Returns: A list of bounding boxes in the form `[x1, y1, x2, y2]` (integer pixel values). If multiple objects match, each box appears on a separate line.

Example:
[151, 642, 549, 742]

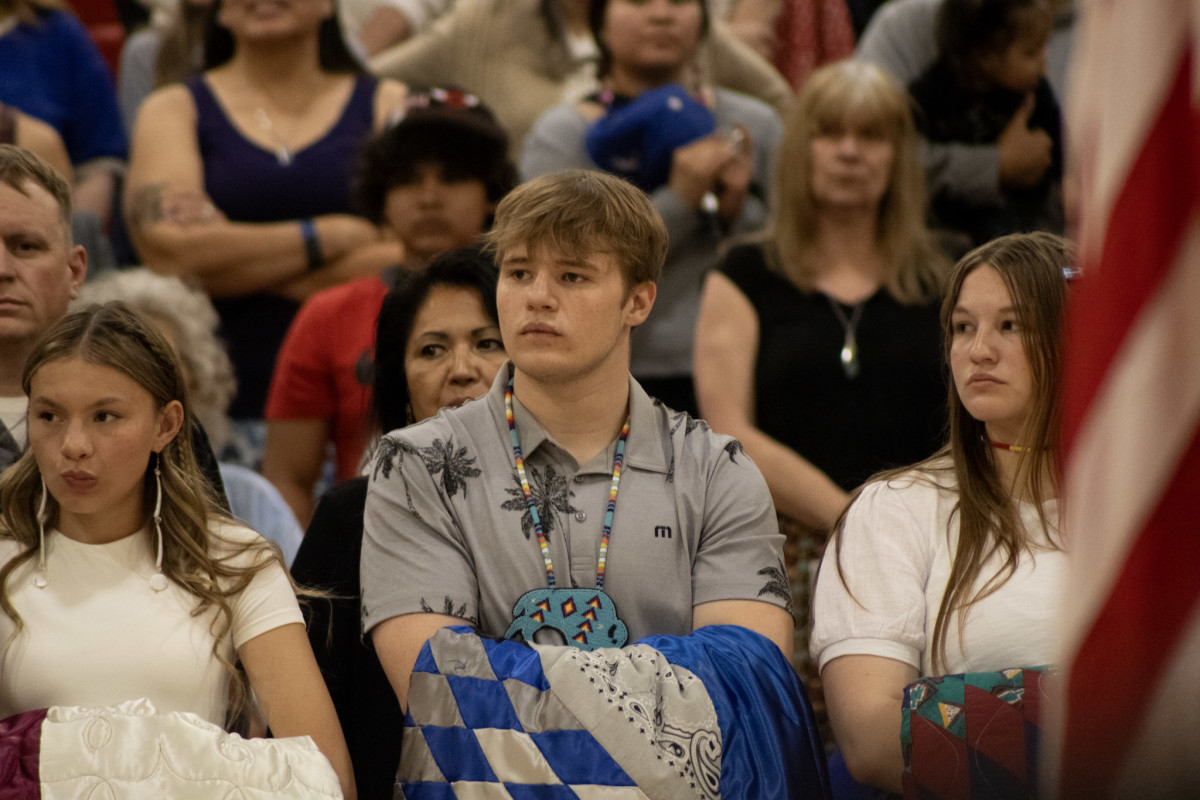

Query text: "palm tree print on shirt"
[669, 409, 708, 438]
[372, 436, 422, 517]
[417, 438, 481, 498]
[373, 435, 416, 481]
[757, 560, 794, 614]
[420, 596, 479, 627]
[501, 464, 577, 541]
[665, 409, 708, 483]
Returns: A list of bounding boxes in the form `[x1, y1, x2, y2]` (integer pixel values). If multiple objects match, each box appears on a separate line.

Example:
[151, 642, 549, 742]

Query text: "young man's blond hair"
[485, 170, 667, 290]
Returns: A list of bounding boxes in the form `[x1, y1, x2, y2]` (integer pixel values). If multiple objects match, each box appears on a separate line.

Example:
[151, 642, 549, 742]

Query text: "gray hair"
[75, 269, 235, 450]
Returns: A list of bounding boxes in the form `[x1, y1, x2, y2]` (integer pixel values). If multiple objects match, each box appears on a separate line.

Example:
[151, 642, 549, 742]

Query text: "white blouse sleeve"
[810, 478, 941, 673]
[215, 524, 305, 649]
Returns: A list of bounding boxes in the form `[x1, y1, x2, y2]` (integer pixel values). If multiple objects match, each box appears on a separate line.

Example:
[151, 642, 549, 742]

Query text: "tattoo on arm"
[127, 183, 166, 231]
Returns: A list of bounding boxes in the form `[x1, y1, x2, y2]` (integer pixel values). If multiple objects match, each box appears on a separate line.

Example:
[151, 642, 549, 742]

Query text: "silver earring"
[33, 479, 48, 589]
[150, 454, 168, 593]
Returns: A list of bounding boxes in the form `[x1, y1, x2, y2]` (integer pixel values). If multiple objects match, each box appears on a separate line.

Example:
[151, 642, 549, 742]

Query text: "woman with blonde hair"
[810, 232, 1071, 791]
[694, 59, 949, 676]
[0, 303, 355, 798]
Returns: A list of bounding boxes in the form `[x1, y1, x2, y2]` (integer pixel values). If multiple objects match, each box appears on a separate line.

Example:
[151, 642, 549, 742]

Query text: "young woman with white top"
[811, 231, 1072, 792]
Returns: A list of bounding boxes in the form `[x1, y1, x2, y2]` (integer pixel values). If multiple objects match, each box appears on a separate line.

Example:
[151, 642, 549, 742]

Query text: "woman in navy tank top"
[123, 0, 406, 457]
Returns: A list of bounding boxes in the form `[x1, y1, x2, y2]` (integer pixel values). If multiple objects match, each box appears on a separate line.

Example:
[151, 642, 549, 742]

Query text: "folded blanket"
[0, 699, 341, 799]
[400, 624, 830, 799]
[901, 667, 1052, 799]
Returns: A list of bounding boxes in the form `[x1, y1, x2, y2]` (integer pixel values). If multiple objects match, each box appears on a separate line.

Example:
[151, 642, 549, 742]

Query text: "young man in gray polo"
[362, 169, 793, 711]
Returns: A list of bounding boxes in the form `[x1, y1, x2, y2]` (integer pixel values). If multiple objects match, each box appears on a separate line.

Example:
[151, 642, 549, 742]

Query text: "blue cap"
[585, 84, 716, 192]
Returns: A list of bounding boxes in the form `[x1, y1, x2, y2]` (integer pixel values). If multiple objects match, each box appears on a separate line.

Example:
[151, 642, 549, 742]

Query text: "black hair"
[588, 0, 711, 79]
[538, 0, 563, 41]
[372, 248, 500, 431]
[936, 0, 1051, 90]
[353, 97, 516, 225]
[201, 0, 364, 73]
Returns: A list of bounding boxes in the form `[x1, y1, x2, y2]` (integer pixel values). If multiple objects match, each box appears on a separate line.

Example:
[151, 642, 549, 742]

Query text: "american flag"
[1046, 0, 1200, 796]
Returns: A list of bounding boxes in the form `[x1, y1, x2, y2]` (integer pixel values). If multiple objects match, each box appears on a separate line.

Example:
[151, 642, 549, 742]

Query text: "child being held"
[909, 0, 1063, 246]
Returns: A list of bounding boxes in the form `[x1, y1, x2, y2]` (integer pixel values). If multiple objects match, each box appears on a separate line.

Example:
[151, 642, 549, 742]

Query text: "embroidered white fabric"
[38, 699, 342, 799]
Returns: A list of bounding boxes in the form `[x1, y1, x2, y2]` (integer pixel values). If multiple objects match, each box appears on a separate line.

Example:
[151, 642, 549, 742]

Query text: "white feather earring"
[33, 479, 48, 588]
[150, 453, 168, 593]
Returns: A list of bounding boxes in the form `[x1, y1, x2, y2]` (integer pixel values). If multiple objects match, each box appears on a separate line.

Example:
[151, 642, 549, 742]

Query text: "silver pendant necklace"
[252, 106, 294, 166]
[827, 295, 865, 379]
[237, 68, 310, 167]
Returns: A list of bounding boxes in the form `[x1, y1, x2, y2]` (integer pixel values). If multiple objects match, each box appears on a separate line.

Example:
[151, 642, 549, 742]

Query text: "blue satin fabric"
[642, 625, 831, 800]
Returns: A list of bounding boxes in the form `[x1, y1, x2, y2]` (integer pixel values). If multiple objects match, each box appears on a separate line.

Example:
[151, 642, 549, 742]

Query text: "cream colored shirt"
[0, 522, 302, 724]
[811, 468, 1066, 676]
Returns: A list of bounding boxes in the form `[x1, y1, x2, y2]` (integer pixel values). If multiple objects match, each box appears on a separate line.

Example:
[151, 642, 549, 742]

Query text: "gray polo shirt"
[361, 368, 790, 643]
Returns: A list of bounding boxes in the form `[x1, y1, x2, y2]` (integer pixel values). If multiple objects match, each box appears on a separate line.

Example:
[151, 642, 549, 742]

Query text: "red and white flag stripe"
[1048, 0, 1200, 796]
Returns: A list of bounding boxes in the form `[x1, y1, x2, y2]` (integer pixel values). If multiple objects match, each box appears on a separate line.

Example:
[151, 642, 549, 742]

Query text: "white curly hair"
[75, 269, 237, 450]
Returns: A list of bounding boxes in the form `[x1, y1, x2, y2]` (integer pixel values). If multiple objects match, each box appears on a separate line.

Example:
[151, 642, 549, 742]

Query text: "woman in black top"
[695, 59, 948, 529]
[693, 60, 948, 685]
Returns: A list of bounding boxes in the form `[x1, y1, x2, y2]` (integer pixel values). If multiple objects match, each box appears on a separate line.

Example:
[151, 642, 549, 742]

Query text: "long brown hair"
[763, 60, 947, 304]
[153, 0, 211, 89]
[830, 231, 1072, 672]
[0, 303, 284, 729]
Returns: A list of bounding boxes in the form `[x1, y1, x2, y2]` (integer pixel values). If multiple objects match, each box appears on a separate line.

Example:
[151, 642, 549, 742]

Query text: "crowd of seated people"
[0, 0, 1087, 796]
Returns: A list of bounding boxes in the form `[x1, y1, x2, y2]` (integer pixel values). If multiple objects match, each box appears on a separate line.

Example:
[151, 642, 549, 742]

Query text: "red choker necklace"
[988, 439, 1034, 453]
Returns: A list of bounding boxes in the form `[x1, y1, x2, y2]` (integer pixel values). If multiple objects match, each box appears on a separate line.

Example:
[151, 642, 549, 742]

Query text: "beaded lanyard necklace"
[501, 375, 631, 650]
